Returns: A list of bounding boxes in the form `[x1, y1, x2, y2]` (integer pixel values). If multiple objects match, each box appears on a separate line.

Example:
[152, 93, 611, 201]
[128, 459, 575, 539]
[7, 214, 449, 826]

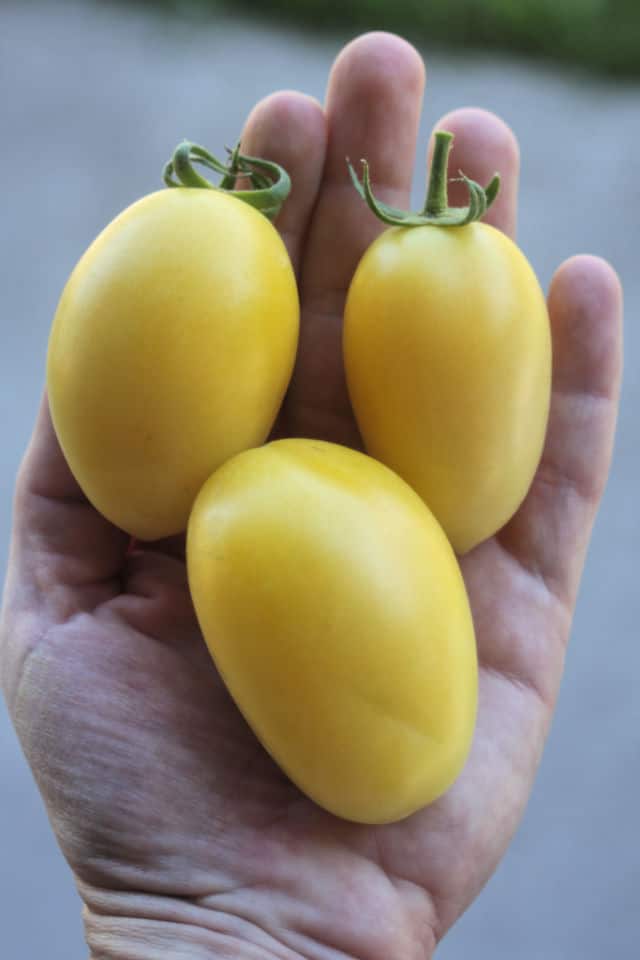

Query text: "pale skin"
[0, 32, 622, 960]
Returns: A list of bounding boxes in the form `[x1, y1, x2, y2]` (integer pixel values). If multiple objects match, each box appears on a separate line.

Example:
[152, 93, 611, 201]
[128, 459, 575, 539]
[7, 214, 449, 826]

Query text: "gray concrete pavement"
[1, 1, 639, 956]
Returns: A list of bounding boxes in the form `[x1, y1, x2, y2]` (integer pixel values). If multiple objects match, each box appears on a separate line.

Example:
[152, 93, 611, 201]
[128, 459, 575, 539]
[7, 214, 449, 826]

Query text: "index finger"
[238, 90, 327, 276]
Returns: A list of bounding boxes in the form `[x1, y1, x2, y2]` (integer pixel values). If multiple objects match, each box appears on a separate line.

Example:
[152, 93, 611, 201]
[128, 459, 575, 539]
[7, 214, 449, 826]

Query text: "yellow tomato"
[47, 188, 298, 539]
[187, 439, 477, 824]
[344, 222, 551, 554]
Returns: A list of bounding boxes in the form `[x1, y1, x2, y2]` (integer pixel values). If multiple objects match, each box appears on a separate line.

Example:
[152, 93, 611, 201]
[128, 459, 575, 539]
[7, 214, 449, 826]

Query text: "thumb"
[8, 391, 128, 623]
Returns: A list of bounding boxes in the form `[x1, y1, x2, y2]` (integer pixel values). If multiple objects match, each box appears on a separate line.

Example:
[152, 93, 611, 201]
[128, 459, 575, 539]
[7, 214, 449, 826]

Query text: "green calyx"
[348, 130, 500, 228]
[163, 140, 290, 221]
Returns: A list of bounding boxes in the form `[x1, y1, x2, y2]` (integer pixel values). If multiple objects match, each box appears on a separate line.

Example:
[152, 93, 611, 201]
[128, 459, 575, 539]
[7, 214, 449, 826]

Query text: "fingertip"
[330, 31, 426, 99]
[324, 32, 426, 190]
[434, 107, 520, 166]
[240, 90, 328, 270]
[429, 107, 520, 238]
[548, 254, 623, 400]
[242, 90, 327, 158]
[549, 254, 623, 318]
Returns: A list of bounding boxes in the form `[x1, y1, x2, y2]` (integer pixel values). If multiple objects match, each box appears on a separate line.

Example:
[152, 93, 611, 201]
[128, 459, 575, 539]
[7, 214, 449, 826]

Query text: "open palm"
[0, 34, 622, 960]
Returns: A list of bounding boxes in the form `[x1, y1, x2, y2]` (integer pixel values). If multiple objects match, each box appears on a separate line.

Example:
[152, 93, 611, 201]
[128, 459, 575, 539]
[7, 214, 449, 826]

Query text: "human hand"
[0, 32, 622, 960]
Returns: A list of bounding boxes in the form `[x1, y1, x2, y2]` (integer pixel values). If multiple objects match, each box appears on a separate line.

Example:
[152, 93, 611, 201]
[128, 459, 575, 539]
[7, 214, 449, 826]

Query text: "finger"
[498, 255, 623, 607]
[288, 32, 426, 441]
[305, 31, 425, 301]
[131, 93, 328, 559]
[429, 107, 520, 239]
[11, 393, 128, 614]
[239, 90, 327, 275]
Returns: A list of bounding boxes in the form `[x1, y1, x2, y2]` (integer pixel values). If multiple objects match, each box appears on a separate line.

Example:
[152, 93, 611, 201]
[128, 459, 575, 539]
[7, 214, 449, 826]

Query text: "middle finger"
[286, 32, 426, 443]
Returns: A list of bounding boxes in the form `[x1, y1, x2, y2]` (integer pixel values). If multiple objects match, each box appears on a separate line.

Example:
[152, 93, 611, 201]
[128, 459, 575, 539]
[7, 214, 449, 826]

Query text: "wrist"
[81, 883, 290, 960]
[78, 869, 437, 960]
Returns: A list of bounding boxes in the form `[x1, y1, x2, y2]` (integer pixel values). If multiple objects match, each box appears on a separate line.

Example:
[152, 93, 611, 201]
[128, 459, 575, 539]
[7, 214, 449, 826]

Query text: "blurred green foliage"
[144, 0, 640, 77]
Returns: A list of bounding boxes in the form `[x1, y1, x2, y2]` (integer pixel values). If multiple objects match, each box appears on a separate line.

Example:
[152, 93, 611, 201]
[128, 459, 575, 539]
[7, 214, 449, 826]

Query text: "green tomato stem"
[347, 129, 501, 228]
[163, 140, 291, 222]
[424, 130, 453, 217]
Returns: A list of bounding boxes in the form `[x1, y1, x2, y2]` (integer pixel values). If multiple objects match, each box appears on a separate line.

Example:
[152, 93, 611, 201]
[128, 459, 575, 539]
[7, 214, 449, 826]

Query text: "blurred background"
[1, 0, 638, 956]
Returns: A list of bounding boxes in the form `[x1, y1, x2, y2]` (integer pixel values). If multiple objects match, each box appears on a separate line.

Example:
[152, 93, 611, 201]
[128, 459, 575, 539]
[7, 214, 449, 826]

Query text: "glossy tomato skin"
[47, 188, 299, 540]
[343, 222, 551, 554]
[187, 439, 477, 824]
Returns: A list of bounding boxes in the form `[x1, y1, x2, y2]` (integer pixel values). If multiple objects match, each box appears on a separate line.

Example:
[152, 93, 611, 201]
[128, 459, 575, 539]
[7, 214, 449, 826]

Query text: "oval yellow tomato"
[187, 439, 477, 824]
[47, 188, 299, 540]
[344, 222, 551, 554]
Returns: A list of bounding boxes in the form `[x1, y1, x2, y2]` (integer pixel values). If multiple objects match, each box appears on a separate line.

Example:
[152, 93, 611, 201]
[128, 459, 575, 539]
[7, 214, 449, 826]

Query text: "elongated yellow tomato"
[187, 439, 477, 824]
[344, 220, 551, 554]
[47, 187, 298, 539]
